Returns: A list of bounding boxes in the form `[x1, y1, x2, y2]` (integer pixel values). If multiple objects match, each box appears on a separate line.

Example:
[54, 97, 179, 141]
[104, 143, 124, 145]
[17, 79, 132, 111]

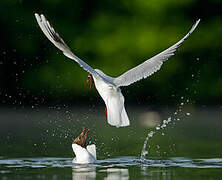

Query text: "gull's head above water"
[73, 128, 90, 148]
[84, 73, 94, 90]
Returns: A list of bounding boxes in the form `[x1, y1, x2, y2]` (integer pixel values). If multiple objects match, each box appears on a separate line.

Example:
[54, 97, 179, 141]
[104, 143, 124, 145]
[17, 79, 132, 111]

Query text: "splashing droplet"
[186, 112, 191, 116]
[140, 131, 155, 160]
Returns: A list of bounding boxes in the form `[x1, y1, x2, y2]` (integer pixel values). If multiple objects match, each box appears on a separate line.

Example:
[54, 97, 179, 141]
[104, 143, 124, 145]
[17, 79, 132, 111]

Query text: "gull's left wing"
[34, 13, 114, 85]
[113, 19, 200, 87]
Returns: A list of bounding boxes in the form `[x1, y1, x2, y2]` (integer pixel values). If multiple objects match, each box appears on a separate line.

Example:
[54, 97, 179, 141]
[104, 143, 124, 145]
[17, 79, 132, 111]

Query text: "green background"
[0, 0, 222, 105]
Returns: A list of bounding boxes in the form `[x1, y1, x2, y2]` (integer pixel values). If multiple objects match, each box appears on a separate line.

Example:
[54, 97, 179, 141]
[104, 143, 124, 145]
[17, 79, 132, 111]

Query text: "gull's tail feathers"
[106, 91, 130, 127]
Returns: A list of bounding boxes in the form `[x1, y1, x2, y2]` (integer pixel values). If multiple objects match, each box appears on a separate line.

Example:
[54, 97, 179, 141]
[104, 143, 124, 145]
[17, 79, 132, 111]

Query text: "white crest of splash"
[140, 131, 155, 160]
[140, 96, 192, 160]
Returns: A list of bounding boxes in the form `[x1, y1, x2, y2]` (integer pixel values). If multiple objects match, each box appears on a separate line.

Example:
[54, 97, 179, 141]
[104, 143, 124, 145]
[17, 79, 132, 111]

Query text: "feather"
[113, 19, 201, 87]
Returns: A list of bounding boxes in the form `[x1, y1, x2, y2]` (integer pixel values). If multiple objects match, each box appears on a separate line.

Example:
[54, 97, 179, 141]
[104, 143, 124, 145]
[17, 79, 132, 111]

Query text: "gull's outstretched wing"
[35, 13, 113, 84]
[113, 19, 200, 87]
[86, 144, 96, 160]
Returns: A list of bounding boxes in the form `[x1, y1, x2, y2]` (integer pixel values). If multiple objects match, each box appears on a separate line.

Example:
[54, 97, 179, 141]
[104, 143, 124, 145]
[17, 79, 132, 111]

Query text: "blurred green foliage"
[0, 0, 222, 104]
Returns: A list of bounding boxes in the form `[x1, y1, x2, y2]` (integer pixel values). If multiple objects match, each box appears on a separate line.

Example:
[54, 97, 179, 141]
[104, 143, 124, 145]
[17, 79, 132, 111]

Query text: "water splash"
[140, 131, 154, 160]
[140, 96, 192, 159]
[140, 117, 171, 159]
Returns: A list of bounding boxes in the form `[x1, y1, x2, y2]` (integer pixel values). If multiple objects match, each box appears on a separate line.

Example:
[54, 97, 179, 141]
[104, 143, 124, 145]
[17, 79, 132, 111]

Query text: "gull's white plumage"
[34, 13, 200, 127]
[72, 144, 96, 164]
[93, 69, 129, 127]
[113, 19, 200, 87]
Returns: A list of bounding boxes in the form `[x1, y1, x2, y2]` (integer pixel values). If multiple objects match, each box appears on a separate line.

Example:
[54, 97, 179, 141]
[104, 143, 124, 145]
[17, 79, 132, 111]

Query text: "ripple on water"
[0, 156, 222, 170]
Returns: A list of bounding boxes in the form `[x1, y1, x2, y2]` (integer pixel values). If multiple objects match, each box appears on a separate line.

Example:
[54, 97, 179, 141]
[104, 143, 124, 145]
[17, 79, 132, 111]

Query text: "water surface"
[1, 156, 222, 179]
[0, 105, 222, 179]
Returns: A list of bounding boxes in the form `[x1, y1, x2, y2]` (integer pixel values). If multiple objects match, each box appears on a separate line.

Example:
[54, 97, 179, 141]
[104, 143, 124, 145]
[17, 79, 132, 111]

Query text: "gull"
[72, 128, 96, 164]
[35, 13, 200, 127]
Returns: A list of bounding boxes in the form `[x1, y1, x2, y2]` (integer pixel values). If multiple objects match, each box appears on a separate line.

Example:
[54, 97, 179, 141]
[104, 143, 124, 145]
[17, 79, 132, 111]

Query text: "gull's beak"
[84, 74, 94, 91]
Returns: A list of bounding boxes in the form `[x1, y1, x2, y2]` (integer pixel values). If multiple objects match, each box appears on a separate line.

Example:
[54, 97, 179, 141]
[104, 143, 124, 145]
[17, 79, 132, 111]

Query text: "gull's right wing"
[86, 144, 96, 160]
[113, 19, 200, 87]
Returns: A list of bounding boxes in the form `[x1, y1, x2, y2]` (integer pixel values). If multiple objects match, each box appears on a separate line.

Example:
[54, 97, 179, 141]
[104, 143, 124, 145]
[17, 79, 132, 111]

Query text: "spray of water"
[140, 96, 192, 160]
[140, 131, 154, 160]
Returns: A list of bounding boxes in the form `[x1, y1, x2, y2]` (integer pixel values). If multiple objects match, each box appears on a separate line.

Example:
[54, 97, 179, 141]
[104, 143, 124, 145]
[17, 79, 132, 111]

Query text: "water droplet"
[161, 124, 166, 128]
[186, 112, 191, 116]
[148, 131, 154, 137]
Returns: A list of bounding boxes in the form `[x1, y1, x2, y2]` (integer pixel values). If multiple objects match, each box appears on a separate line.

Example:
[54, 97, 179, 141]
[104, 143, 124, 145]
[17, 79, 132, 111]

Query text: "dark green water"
[0, 105, 222, 179]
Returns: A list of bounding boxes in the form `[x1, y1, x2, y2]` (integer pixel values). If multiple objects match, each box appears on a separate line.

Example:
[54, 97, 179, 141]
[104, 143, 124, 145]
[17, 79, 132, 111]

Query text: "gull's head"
[72, 128, 90, 148]
[84, 73, 94, 91]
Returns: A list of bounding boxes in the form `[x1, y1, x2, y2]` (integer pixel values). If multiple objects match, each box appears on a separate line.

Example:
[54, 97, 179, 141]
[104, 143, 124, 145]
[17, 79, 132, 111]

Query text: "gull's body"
[93, 69, 129, 127]
[35, 13, 200, 127]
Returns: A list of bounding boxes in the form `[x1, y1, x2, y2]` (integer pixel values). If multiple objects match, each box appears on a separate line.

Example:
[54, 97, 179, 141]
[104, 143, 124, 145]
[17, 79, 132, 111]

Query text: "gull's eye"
[78, 137, 80, 141]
